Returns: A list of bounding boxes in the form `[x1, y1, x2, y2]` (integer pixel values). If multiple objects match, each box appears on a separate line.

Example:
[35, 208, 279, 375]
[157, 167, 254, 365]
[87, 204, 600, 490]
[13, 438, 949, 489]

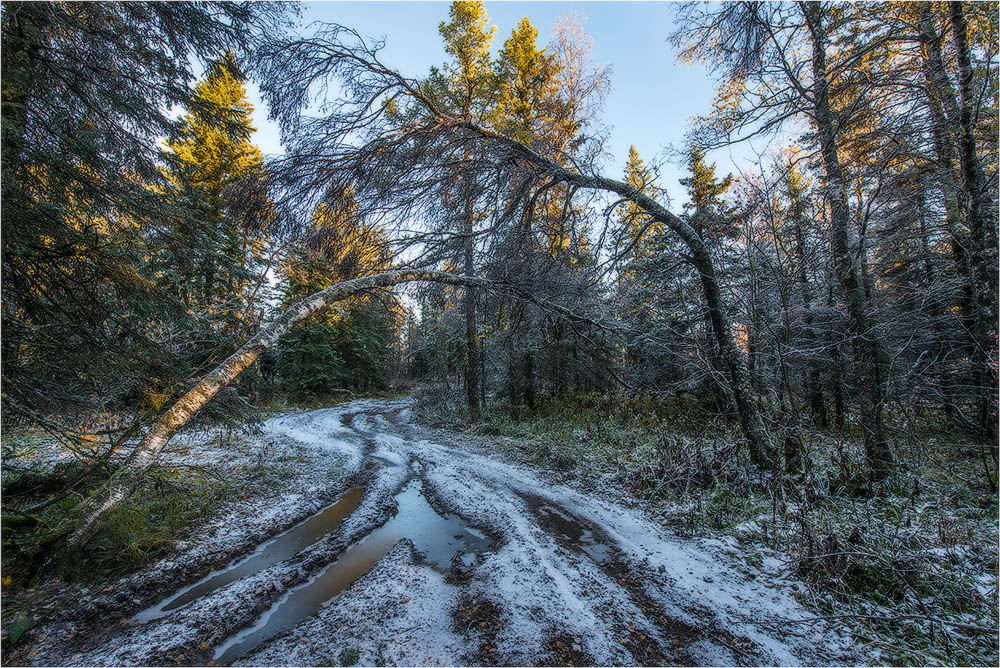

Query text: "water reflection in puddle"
[133, 488, 365, 624]
[213, 478, 491, 665]
[528, 498, 613, 563]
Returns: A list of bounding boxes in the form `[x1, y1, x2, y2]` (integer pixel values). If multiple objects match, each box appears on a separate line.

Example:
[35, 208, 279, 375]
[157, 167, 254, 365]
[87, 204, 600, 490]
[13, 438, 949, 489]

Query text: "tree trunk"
[454, 120, 776, 469]
[745, 247, 764, 395]
[827, 284, 847, 431]
[463, 195, 481, 419]
[792, 211, 825, 426]
[920, 3, 977, 424]
[948, 0, 998, 446]
[920, 1, 997, 444]
[555, 319, 567, 398]
[523, 350, 536, 409]
[479, 344, 487, 408]
[802, 2, 893, 480]
[66, 269, 600, 549]
[692, 244, 776, 469]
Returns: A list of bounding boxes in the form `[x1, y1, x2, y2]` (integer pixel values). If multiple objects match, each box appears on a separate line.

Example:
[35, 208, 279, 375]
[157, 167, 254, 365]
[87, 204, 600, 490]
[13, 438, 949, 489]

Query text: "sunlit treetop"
[495, 17, 560, 144]
[618, 145, 661, 247]
[680, 147, 732, 214]
[166, 53, 263, 195]
[438, 0, 497, 120]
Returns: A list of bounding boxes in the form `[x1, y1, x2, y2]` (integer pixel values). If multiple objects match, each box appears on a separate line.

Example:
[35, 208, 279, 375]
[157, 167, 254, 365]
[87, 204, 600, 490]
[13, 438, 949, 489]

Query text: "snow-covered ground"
[14, 400, 865, 666]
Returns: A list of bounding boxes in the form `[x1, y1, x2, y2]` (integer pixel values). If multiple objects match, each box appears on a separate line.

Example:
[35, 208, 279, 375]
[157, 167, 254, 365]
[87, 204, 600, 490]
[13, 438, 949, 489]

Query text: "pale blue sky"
[246, 1, 770, 209]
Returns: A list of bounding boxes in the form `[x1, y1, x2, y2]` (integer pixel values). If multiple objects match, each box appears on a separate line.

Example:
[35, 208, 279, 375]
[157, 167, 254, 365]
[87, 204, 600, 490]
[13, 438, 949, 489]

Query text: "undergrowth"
[1, 389, 401, 589]
[0, 426, 302, 654]
[415, 387, 999, 667]
[1, 429, 294, 586]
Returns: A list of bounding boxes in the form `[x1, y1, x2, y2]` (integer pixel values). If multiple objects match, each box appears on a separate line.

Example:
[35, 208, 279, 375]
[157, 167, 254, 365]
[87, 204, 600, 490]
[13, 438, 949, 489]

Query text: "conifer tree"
[619, 145, 662, 251]
[492, 15, 576, 406]
[779, 163, 827, 424]
[0, 1, 286, 429]
[162, 53, 267, 319]
[495, 18, 559, 144]
[277, 193, 397, 400]
[439, 1, 496, 122]
[680, 147, 734, 239]
[678, 146, 737, 408]
[437, 0, 497, 417]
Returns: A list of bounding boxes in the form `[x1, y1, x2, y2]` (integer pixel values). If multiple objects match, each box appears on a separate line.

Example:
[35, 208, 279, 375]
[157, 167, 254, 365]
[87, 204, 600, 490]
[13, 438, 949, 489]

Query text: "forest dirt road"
[15, 400, 861, 666]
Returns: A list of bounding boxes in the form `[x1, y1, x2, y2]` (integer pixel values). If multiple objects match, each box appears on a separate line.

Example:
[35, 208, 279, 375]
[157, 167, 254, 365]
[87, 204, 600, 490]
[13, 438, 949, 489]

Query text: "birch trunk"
[66, 270, 528, 549]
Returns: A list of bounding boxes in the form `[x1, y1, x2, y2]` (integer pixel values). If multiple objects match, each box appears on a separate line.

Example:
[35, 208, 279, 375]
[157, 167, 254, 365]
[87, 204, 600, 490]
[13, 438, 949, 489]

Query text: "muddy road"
[14, 400, 859, 666]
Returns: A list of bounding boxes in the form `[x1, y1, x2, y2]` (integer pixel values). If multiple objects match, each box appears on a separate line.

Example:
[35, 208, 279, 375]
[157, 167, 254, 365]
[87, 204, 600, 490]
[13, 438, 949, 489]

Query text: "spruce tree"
[620, 145, 662, 251]
[162, 53, 268, 320]
[439, 0, 496, 122]
[679, 147, 734, 239]
[0, 2, 286, 430]
[277, 194, 398, 400]
[495, 18, 559, 144]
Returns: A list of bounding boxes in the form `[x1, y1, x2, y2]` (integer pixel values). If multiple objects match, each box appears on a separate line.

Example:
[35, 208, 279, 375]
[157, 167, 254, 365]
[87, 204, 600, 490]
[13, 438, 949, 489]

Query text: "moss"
[1, 446, 296, 587]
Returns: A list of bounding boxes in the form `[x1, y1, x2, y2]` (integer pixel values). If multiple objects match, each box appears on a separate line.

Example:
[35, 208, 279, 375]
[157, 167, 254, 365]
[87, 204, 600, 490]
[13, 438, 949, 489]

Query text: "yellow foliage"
[141, 390, 172, 412]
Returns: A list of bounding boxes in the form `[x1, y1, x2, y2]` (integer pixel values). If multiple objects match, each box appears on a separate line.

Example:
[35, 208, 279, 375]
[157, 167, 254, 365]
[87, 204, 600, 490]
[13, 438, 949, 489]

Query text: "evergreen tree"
[676, 146, 738, 406]
[277, 194, 398, 400]
[619, 145, 662, 251]
[0, 2, 286, 430]
[679, 147, 734, 239]
[435, 0, 498, 417]
[439, 0, 497, 122]
[484, 15, 612, 405]
[495, 17, 559, 144]
[615, 146, 698, 393]
[161, 53, 268, 321]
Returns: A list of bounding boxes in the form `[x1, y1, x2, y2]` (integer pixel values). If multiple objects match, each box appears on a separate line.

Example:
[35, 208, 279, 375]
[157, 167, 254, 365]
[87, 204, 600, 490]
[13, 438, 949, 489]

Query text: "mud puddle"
[522, 495, 613, 563]
[213, 478, 493, 665]
[134, 487, 365, 624]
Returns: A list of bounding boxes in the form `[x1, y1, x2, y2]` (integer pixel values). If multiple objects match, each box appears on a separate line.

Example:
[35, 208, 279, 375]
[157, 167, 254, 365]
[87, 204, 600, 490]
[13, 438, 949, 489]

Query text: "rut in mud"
[134, 487, 367, 624]
[13, 400, 860, 667]
[212, 478, 494, 665]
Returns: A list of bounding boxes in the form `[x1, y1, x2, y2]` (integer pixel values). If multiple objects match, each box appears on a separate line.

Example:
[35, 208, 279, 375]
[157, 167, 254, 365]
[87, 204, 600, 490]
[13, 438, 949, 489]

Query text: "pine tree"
[486, 15, 611, 405]
[277, 193, 398, 400]
[680, 147, 734, 239]
[162, 53, 267, 317]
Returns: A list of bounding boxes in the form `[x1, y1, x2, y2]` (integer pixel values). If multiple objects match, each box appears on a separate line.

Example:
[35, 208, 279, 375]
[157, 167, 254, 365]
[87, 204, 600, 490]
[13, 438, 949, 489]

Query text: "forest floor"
[0, 398, 879, 667]
[417, 390, 1000, 666]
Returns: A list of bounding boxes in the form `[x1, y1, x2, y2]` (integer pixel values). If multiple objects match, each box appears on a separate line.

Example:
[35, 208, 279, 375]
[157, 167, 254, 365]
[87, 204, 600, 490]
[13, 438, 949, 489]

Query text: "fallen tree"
[66, 269, 603, 548]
